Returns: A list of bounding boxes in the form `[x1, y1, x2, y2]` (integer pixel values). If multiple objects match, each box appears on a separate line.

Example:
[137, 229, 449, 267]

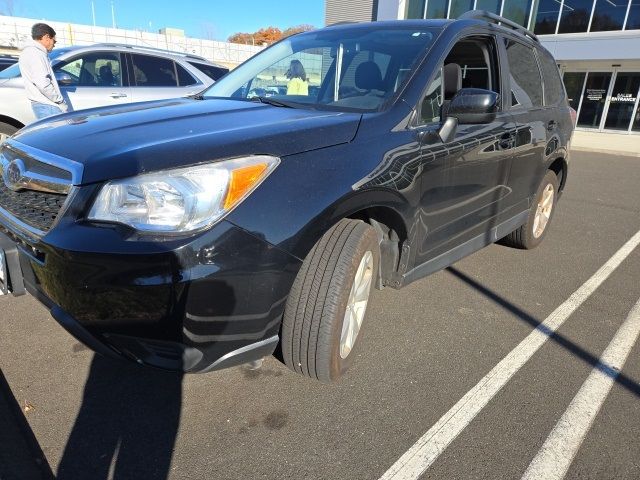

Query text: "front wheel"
[280, 219, 379, 382]
[501, 170, 560, 249]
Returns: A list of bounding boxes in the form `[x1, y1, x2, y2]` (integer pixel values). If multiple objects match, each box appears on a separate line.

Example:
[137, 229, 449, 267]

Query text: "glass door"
[603, 73, 640, 131]
[577, 72, 612, 129]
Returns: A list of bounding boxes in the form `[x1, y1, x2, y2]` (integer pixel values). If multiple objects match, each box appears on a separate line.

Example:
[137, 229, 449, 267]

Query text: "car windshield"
[0, 49, 69, 79]
[202, 26, 438, 112]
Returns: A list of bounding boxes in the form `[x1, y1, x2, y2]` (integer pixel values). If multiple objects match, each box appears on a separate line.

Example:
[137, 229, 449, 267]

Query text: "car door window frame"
[414, 33, 504, 128]
[129, 53, 182, 88]
[54, 51, 126, 88]
[501, 35, 545, 111]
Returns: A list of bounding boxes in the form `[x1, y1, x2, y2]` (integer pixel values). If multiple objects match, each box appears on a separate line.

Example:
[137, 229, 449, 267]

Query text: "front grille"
[0, 181, 67, 232]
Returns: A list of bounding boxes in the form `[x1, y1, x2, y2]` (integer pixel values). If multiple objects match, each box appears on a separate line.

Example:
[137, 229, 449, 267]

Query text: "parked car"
[0, 54, 18, 72]
[0, 43, 228, 141]
[0, 12, 573, 382]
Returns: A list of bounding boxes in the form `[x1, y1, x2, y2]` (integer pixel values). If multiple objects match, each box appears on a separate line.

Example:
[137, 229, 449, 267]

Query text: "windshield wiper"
[250, 96, 299, 108]
[188, 93, 205, 100]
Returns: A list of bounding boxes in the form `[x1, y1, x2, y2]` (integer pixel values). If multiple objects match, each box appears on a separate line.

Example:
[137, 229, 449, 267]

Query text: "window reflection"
[604, 73, 640, 130]
[577, 72, 612, 128]
[533, 0, 563, 34]
[627, 1, 640, 30]
[558, 0, 593, 33]
[502, 0, 534, 26]
[449, 0, 475, 18]
[406, 0, 427, 19]
[563, 72, 587, 111]
[426, 0, 451, 18]
[591, 0, 628, 31]
[476, 0, 503, 14]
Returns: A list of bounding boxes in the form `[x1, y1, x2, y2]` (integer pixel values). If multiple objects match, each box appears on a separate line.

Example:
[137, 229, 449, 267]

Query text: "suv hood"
[11, 98, 362, 184]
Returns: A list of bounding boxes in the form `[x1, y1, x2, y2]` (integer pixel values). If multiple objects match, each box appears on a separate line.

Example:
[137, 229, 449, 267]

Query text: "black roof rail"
[459, 10, 539, 43]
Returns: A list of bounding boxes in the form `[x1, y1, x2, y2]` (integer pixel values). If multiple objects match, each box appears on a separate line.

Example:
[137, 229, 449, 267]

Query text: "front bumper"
[0, 219, 301, 372]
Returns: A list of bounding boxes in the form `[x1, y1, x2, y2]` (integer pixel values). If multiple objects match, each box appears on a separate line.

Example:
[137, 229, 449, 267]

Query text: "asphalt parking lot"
[1, 150, 639, 480]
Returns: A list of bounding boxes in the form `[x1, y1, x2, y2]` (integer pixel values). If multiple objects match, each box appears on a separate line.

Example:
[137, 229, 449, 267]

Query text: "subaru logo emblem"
[3, 159, 25, 191]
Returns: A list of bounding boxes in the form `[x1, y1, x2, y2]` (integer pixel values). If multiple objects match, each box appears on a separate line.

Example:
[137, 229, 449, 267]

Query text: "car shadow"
[56, 355, 183, 480]
[446, 266, 640, 397]
[0, 368, 54, 480]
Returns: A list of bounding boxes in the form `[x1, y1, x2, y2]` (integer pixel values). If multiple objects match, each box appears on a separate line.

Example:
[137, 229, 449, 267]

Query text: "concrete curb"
[570, 147, 640, 158]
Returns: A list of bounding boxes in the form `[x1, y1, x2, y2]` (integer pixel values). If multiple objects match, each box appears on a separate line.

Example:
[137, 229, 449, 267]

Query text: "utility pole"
[91, 1, 96, 26]
[111, 0, 116, 28]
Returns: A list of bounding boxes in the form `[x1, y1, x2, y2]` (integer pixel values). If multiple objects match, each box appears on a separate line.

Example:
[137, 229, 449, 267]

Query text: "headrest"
[443, 63, 462, 99]
[355, 61, 383, 91]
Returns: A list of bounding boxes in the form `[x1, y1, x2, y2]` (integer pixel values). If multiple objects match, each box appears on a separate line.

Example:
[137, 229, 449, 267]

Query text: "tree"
[227, 24, 315, 46]
[282, 24, 315, 38]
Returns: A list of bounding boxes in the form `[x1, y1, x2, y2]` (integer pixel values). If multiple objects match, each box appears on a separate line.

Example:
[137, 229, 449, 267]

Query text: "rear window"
[505, 39, 543, 108]
[537, 49, 565, 106]
[188, 62, 228, 81]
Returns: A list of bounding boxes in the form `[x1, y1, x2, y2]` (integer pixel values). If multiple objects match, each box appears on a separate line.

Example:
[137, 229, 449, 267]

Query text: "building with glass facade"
[326, 0, 640, 136]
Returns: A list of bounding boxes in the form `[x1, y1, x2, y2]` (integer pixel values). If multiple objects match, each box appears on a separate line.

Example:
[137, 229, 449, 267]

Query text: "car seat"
[98, 64, 114, 86]
[441, 63, 462, 117]
[354, 61, 384, 95]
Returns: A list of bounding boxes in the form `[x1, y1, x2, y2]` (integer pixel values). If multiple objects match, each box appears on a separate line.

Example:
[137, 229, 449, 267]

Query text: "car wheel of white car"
[501, 169, 560, 249]
[0, 122, 18, 144]
[281, 218, 379, 382]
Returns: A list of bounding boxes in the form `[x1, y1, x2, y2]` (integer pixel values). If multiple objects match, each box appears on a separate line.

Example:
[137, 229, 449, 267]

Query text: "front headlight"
[87, 155, 279, 233]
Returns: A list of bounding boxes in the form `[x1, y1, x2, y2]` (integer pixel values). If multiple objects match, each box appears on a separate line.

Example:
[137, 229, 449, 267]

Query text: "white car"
[0, 43, 228, 141]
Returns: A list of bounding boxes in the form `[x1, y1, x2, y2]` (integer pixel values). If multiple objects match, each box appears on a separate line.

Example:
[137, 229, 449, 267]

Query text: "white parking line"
[379, 229, 640, 480]
[521, 296, 640, 480]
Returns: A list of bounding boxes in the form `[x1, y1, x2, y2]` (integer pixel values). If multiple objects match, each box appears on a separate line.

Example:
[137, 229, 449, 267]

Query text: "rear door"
[501, 36, 549, 210]
[416, 34, 516, 264]
[55, 51, 131, 110]
[127, 53, 203, 103]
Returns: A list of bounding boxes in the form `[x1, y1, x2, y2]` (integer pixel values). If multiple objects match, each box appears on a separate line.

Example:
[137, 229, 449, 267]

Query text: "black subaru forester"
[0, 12, 573, 382]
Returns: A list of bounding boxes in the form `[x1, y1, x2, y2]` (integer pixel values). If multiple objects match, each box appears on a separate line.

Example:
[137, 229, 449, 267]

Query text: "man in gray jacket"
[18, 23, 70, 121]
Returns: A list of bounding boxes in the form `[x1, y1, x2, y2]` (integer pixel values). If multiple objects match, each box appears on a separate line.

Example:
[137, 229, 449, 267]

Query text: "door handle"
[110, 93, 127, 98]
[547, 120, 558, 131]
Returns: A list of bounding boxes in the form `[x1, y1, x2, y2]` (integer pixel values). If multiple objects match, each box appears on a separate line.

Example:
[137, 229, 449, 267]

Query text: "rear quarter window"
[537, 49, 565, 106]
[187, 62, 229, 81]
[504, 39, 543, 108]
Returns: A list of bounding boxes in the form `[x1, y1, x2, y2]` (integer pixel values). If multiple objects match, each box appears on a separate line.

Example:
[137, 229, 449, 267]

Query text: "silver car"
[0, 43, 228, 141]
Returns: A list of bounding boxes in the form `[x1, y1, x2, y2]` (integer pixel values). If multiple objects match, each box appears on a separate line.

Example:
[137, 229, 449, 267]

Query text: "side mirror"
[55, 72, 74, 86]
[447, 88, 499, 124]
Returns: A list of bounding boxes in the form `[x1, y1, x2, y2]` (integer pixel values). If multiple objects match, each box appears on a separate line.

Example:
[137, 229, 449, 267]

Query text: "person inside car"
[286, 59, 308, 95]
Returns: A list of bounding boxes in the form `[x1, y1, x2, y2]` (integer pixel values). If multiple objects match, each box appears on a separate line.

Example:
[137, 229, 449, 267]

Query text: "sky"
[3, 0, 325, 41]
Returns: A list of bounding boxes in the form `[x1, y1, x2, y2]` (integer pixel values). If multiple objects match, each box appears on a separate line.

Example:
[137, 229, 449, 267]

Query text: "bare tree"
[200, 21, 216, 41]
[0, 0, 16, 16]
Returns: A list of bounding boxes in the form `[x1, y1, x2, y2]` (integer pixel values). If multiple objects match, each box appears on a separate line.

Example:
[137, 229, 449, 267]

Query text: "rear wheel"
[0, 122, 18, 143]
[281, 219, 379, 382]
[501, 170, 559, 249]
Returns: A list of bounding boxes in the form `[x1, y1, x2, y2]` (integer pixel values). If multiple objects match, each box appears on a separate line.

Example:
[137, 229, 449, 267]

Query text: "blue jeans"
[31, 102, 63, 120]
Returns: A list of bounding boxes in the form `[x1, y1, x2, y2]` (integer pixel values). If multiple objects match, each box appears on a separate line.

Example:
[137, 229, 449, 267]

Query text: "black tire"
[0, 122, 18, 143]
[281, 218, 379, 383]
[500, 170, 560, 249]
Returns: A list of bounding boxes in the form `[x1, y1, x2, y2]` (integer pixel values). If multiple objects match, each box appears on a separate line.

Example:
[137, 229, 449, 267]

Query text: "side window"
[56, 52, 122, 87]
[130, 54, 178, 87]
[419, 68, 442, 124]
[504, 39, 543, 108]
[537, 49, 565, 106]
[176, 63, 198, 87]
[443, 38, 500, 92]
[187, 62, 228, 81]
[417, 36, 499, 126]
